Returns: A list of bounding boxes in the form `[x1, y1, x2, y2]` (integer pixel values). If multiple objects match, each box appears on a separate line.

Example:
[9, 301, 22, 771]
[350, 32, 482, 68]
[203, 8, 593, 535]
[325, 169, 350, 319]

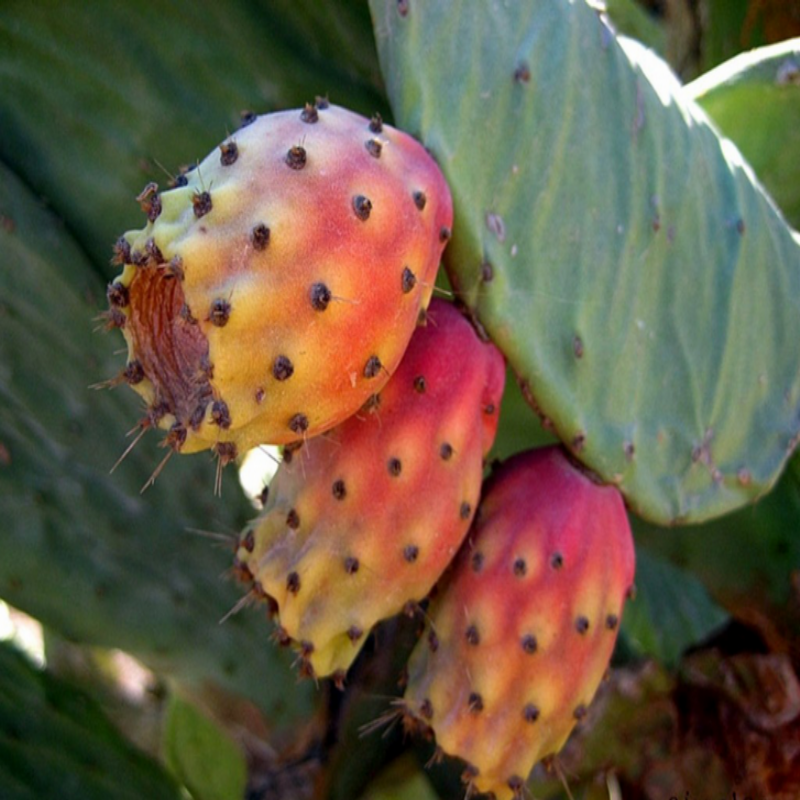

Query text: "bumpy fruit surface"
[234, 299, 505, 681]
[401, 446, 635, 800]
[105, 102, 452, 464]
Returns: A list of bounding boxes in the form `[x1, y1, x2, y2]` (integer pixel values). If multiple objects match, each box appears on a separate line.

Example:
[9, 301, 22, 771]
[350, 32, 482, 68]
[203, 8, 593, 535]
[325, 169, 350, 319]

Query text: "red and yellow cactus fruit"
[105, 102, 452, 468]
[234, 299, 506, 683]
[400, 446, 636, 800]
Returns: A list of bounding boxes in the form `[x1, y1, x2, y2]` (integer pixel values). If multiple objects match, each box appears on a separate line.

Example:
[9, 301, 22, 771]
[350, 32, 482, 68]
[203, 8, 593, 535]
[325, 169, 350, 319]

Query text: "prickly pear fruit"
[104, 101, 452, 468]
[400, 446, 635, 800]
[234, 299, 505, 682]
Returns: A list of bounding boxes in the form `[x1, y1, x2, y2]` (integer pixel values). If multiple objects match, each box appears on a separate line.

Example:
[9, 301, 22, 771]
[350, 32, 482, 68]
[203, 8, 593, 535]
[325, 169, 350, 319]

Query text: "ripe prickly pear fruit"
[400, 446, 635, 800]
[234, 299, 505, 683]
[105, 101, 452, 469]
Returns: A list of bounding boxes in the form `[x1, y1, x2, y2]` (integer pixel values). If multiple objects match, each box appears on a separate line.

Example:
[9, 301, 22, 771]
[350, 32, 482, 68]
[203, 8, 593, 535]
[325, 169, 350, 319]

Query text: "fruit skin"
[234, 299, 506, 681]
[401, 446, 635, 800]
[106, 102, 452, 464]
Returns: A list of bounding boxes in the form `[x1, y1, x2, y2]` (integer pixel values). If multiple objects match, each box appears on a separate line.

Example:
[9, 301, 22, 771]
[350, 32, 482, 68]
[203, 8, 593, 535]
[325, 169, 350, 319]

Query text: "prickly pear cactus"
[106, 102, 452, 467]
[2, 2, 800, 800]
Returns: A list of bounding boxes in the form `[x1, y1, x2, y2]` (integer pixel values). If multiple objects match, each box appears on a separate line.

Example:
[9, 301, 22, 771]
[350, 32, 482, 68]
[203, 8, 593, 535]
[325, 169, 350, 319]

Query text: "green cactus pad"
[371, 0, 800, 524]
[633, 454, 800, 645]
[688, 38, 800, 228]
[0, 641, 181, 800]
[163, 694, 246, 800]
[620, 549, 729, 668]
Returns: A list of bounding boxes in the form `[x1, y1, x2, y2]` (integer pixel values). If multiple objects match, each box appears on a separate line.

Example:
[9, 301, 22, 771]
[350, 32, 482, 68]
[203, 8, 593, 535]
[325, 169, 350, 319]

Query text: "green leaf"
[0, 0, 385, 272]
[0, 159, 315, 725]
[621, 548, 729, 668]
[370, 0, 800, 525]
[633, 455, 800, 643]
[0, 641, 181, 800]
[163, 693, 246, 800]
[688, 39, 800, 228]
